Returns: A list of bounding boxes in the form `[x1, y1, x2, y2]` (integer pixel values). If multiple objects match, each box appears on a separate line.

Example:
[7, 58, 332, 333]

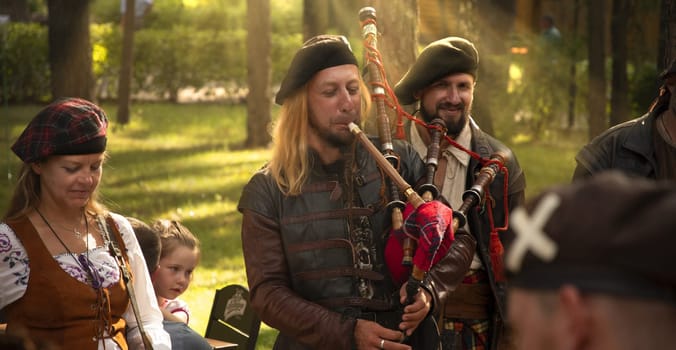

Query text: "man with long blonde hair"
[238, 35, 474, 350]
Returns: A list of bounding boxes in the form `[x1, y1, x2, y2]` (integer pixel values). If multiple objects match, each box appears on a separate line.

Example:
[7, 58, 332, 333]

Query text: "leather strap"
[442, 283, 491, 319]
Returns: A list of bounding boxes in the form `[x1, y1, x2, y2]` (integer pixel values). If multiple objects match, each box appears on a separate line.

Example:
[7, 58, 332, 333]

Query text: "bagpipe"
[355, 6, 512, 305]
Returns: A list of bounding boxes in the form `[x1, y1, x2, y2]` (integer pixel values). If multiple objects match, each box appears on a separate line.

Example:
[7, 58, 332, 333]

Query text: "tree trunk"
[245, 0, 271, 148]
[47, 0, 94, 101]
[117, 0, 136, 125]
[587, 0, 607, 139]
[610, 0, 629, 126]
[659, 0, 676, 69]
[371, 0, 417, 85]
[567, 0, 581, 128]
[471, 0, 517, 137]
[303, 0, 329, 41]
[0, 0, 31, 22]
[358, 1, 417, 137]
[329, 0, 363, 39]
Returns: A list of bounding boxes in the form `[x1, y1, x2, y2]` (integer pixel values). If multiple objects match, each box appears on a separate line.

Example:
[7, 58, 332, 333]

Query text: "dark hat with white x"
[506, 171, 676, 302]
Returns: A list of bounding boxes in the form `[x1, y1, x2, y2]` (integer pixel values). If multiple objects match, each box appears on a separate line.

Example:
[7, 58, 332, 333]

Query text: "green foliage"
[91, 23, 120, 98]
[271, 0, 302, 34]
[630, 61, 660, 114]
[90, 25, 299, 102]
[91, 0, 122, 24]
[5, 0, 303, 103]
[0, 22, 50, 103]
[271, 32, 303, 83]
[130, 26, 246, 100]
[496, 31, 588, 142]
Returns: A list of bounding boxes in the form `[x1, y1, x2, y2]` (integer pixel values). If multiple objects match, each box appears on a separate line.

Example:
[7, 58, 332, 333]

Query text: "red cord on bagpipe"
[360, 14, 511, 282]
[360, 16, 408, 140]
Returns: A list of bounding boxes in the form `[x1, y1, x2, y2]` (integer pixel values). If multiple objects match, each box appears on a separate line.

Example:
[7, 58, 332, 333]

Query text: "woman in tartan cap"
[0, 97, 171, 349]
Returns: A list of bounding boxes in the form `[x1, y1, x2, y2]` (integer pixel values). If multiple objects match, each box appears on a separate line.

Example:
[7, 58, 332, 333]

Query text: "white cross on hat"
[506, 193, 561, 272]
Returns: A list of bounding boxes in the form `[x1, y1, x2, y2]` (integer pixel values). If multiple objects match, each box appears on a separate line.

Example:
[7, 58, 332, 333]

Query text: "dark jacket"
[408, 120, 527, 350]
[573, 112, 658, 180]
[238, 138, 476, 350]
[465, 122, 526, 350]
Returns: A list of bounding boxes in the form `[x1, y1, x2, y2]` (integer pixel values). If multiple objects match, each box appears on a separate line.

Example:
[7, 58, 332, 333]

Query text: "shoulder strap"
[96, 215, 154, 350]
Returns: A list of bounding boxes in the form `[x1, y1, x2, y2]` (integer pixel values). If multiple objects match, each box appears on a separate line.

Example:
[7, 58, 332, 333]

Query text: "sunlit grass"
[97, 103, 276, 347]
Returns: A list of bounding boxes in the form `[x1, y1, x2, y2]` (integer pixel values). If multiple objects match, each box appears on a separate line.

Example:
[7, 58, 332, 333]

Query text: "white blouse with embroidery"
[0, 212, 171, 350]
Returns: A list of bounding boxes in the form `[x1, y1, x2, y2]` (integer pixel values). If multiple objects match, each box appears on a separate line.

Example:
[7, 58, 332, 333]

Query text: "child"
[129, 217, 211, 350]
[151, 219, 201, 324]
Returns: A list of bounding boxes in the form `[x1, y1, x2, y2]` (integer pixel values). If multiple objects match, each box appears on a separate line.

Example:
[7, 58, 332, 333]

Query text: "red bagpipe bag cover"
[385, 200, 455, 286]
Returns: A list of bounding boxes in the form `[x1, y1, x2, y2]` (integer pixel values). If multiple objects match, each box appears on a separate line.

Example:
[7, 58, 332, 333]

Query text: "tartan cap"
[506, 171, 676, 302]
[394, 36, 478, 105]
[275, 34, 358, 105]
[11, 97, 108, 163]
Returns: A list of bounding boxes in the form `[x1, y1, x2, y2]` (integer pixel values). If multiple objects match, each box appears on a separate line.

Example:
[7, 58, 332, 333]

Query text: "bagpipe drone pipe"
[356, 6, 512, 302]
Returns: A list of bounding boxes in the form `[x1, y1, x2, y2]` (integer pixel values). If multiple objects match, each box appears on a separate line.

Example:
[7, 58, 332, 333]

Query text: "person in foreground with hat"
[572, 60, 676, 180]
[238, 34, 474, 350]
[0, 98, 171, 349]
[394, 36, 526, 350]
[506, 171, 676, 350]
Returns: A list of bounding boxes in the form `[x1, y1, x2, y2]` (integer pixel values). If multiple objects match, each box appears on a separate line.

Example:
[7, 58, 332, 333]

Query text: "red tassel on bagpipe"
[490, 231, 506, 282]
[485, 175, 510, 283]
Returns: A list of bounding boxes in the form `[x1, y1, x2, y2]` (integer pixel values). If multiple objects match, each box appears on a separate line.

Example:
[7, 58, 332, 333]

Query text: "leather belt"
[344, 308, 401, 331]
[443, 283, 492, 319]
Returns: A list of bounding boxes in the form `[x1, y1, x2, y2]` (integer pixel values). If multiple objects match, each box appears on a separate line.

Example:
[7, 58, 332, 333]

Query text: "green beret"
[275, 35, 358, 105]
[394, 37, 478, 105]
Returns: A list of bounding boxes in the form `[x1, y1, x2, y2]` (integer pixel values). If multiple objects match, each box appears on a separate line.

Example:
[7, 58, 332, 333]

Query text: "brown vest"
[4, 215, 130, 350]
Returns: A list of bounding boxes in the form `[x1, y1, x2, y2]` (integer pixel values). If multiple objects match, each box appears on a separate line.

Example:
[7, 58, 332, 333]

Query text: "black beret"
[275, 34, 358, 105]
[394, 37, 479, 105]
[11, 97, 108, 163]
[507, 171, 676, 302]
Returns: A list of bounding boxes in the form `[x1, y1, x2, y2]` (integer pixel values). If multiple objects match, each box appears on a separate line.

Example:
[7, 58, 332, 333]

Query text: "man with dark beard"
[237, 35, 476, 350]
[395, 37, 526, 350]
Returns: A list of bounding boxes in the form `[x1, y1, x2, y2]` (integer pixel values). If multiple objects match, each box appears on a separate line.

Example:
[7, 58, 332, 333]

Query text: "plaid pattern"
[441, 270, 491, 350]
[441, 318, 490, 350]
[12, 97, 108, 163]
[385, 200, 454, 286]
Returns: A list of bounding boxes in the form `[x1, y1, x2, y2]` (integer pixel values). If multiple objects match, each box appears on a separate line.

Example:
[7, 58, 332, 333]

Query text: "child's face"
[152, 245, 199, 300]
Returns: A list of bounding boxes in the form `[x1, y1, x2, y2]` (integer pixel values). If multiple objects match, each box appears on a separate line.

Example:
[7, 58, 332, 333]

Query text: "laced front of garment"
[35, 208, 122, 346]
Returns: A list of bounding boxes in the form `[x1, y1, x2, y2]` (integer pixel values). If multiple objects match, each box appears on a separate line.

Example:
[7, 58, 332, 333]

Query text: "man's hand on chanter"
[398, 284, 432, 336]
[355, 319, 411, 350]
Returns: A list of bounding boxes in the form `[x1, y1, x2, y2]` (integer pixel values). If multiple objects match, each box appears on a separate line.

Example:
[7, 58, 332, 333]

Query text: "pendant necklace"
[55, 224, 83, 239]
[35, 208, 102, 289]
[53, 214, 87, 239]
